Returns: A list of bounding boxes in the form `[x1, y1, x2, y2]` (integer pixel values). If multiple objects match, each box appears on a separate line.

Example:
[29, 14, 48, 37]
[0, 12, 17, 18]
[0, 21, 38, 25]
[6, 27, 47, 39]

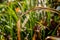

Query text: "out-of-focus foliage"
[0, 0, 60, 40]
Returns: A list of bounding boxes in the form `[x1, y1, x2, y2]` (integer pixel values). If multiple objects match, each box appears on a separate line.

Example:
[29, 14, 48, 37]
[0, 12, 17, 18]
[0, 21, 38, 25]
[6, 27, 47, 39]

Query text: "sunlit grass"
[0, 0, 60, 40]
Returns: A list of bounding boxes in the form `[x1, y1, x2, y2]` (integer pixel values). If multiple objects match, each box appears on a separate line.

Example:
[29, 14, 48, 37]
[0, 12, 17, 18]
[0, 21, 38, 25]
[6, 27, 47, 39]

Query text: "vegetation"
[0, 0, 60, 40]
